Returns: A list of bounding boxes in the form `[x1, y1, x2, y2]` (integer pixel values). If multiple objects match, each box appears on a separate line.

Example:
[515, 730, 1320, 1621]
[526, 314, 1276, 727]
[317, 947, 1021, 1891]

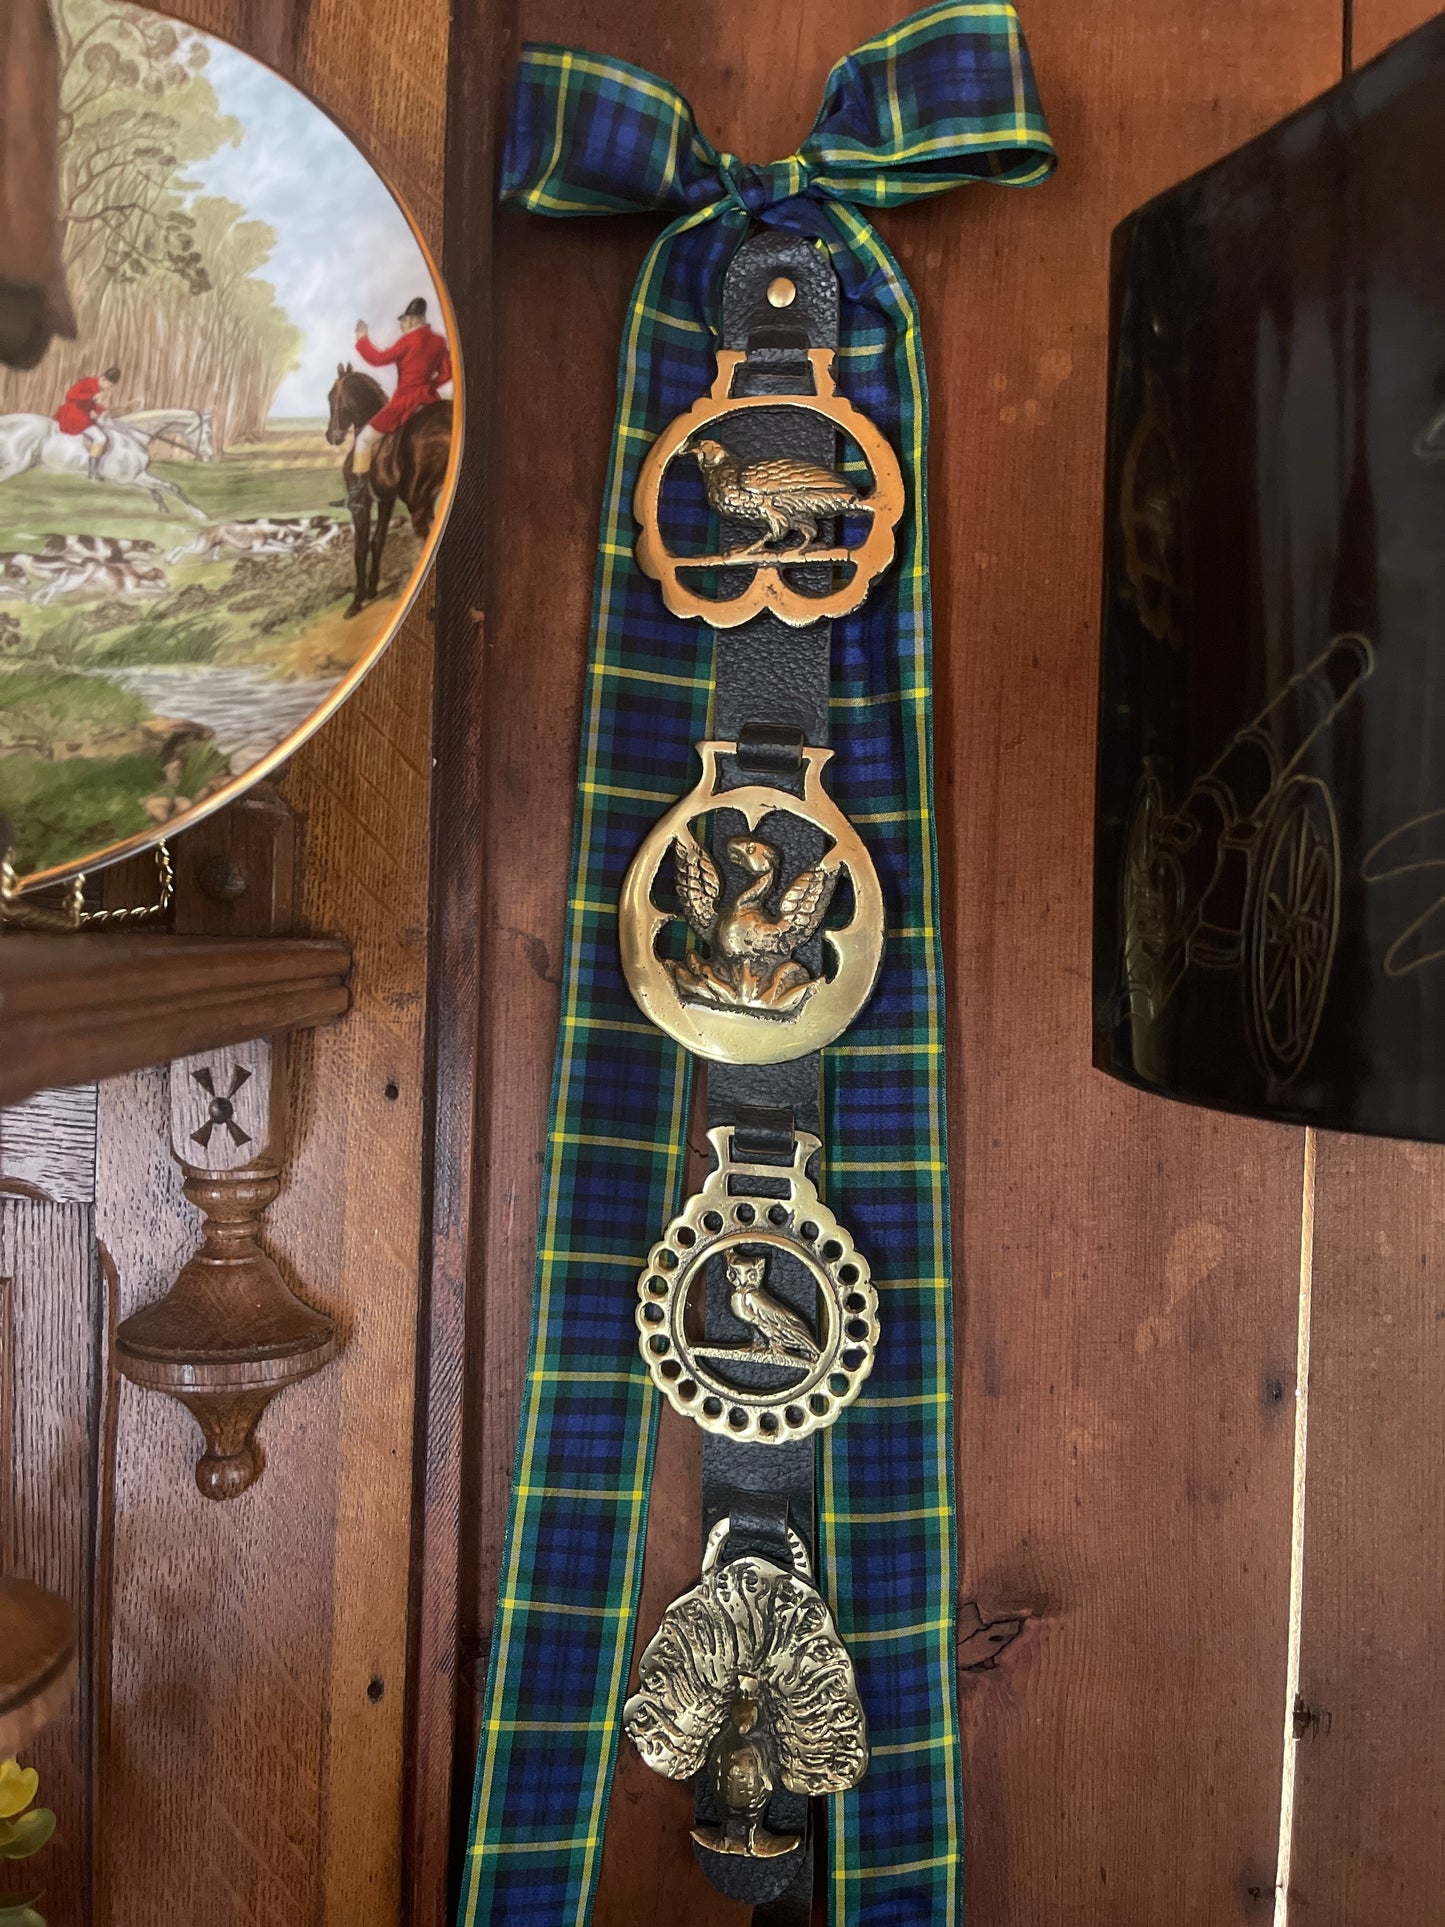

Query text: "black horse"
[325, 365, 452, 619]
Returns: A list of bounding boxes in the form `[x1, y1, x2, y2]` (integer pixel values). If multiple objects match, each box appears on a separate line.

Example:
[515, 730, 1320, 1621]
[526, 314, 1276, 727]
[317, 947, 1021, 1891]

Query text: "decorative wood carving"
[115, 1038, 335, 1501]
[0, 1579, 76, 1756]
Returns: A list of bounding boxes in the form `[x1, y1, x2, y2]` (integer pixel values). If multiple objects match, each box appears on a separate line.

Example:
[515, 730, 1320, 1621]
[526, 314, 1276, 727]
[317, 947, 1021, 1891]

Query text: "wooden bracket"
[115, 1038, 335, 1500]
[113, 788, 338, 1500]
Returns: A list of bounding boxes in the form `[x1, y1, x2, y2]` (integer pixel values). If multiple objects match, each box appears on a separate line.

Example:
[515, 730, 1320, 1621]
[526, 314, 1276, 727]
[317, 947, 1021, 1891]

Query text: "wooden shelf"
[0, 1578, 75, 1755]
[0, 933, 351, 1106]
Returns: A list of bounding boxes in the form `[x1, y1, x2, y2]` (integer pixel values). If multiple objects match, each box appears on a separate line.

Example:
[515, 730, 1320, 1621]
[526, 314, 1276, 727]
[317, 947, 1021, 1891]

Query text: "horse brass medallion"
[619, 741, 884, 1064]
[633, 348, 903, 628]
[623, 1517, 869, 1857]
[637, 1126, 877, 1442]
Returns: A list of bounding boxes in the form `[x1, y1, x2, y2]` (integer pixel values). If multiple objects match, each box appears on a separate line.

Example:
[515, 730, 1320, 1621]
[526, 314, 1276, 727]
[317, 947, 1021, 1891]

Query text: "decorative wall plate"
[0, 0, 460, 895]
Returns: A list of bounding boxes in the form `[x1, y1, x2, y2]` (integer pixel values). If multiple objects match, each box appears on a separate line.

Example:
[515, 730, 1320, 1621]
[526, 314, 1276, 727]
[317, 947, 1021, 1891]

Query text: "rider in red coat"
[55, 364, 121, 480]
[350, 298, 452, 506]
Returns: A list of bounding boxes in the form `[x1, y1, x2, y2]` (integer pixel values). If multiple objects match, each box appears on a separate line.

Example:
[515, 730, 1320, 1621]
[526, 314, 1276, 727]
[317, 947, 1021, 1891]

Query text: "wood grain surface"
[1282, 7, 1445, 1924]
[922, 3, 1337, 1919]
[468, 3, 1350, 1924]
[0, 1194, 103, 1923]
[9, 1, 1445, 1921]
[82, 2, 450, 1924]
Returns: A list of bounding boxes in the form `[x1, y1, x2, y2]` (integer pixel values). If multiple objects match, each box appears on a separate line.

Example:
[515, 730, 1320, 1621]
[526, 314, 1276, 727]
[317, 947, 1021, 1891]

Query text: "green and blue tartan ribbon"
[460, 9, 1053, 1923]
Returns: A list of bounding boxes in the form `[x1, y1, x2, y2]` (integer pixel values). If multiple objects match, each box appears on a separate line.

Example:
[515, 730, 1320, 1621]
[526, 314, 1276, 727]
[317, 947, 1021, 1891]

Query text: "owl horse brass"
[619, 741, 885, 1064]
[636, 1125, 877, 1442]
[634, 347, 904, 628]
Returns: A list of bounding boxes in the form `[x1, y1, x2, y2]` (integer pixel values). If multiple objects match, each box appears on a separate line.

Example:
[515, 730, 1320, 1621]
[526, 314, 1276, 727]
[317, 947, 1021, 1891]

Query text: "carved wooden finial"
[115, 1039, 335, 1500]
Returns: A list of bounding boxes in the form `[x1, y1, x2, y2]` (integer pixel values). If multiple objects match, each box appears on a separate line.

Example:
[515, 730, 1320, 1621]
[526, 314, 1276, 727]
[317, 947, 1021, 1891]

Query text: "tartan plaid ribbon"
[460, 10, 1053, 1924]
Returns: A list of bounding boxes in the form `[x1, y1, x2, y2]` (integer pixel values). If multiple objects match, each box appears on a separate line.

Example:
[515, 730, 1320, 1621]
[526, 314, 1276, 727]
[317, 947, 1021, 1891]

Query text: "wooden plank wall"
[1289, 9, 1445, 1922]
[2, 1, 455, 1923]
[2, 1, 1441, 1923]
[88, 1, 450, 1920]
[475, 2, 1445, 1924]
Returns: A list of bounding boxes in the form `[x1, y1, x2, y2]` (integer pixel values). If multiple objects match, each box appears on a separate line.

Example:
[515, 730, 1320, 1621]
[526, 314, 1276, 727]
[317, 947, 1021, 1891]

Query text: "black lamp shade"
[1093, 15, 1445, 1141]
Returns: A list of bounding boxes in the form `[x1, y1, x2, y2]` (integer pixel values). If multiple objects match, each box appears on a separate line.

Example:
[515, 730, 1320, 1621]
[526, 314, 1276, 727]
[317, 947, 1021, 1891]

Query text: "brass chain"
[0, 840, 174, 933]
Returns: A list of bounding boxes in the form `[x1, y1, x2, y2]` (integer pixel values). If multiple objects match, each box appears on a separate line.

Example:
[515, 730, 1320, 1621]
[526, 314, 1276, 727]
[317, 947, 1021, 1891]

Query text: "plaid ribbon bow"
[460, 10, 1053, 1924]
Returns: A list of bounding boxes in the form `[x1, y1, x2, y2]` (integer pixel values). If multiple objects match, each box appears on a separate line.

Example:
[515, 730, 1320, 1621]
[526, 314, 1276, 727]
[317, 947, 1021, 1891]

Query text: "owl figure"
[725, 1252, 820, 1363]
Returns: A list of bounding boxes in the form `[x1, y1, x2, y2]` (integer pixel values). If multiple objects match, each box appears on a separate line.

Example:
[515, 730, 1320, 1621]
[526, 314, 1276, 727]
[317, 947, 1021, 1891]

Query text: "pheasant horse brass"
[634, 348, 904, 628]
[637, 1126, 877, 1442]
[619, 741, 885, 1064]
[623, 1517, 869, 1857]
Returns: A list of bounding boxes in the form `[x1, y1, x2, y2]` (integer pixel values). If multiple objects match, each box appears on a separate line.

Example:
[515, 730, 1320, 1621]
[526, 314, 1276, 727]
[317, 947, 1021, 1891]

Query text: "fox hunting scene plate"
[0, 0, 460, 893]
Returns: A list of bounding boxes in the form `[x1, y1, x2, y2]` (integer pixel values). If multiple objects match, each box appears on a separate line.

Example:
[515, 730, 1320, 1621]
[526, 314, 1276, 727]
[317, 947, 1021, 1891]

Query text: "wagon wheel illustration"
[1243, 774, 1340, 1083]
[1121, 761, 1186, 1024]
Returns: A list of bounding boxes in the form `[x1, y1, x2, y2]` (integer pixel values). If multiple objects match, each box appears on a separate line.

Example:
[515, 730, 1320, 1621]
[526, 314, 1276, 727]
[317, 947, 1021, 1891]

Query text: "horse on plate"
[325, 364, 450, 619]
[0, 407, 213, 515]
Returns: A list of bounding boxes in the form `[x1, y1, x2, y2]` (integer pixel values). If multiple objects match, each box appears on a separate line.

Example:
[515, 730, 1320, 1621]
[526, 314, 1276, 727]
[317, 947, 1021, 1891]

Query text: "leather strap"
[693, 227, 837, 1916]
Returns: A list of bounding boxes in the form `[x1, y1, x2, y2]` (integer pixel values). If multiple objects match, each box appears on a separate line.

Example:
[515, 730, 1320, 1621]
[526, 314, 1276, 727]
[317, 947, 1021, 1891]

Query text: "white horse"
[0, 407, 212, 516]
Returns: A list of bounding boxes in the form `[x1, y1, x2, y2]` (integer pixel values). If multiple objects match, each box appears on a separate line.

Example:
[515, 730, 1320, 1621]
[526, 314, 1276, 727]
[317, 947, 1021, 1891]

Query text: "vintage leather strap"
[690, 229, 836, 1913]
[461, 14, 1054, 1925]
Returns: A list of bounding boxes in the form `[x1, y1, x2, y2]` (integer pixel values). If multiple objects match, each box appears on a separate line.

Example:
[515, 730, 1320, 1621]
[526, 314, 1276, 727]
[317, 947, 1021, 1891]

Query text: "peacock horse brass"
[634, 348, 904, 628]
[619, 741, 885, 1063]
[623, 1516, 869, 1857]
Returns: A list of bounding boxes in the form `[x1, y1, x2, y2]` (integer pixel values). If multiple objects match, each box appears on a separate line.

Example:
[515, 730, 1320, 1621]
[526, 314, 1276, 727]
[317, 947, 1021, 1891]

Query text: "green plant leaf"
[0, 1808, 55, 1859]
[0, 1893, 45, 1927]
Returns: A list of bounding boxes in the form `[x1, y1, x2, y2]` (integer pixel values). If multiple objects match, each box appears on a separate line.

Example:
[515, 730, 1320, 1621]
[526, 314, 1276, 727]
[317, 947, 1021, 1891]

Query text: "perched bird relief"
[668, 831, 838, 1015]
[725, 1253, 823, 1364]
[685, 436, 875, 555]
[633, 347, 905, 627]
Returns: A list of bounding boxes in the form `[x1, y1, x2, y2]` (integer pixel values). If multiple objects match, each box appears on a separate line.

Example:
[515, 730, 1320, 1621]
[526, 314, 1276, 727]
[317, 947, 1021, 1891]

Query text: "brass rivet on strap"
[766, 275, 797, 307]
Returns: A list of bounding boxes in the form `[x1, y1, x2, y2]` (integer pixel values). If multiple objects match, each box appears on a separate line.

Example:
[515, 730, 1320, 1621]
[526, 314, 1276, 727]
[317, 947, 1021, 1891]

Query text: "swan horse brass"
[622, 1516, 870, 1860]
[637, 1125, 878, 1442]
[618, 740, 885, 1065]
[633, 347, 905, 628]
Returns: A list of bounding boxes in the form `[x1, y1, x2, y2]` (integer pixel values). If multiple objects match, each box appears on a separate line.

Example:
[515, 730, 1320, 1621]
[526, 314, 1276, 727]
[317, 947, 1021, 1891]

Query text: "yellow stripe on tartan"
[577, 778, 678, 803]
[496, 1596, 631, 1618]
[872, 1733, 959, 1759]
[831, 1157, 947, 1174]
[536, 1248, 640, 1266]
[822, 1507, 950, 1526]
[832, 1040, 943, 1058]
[830, 684, 931, 705]
[511, 1486, 648, 1501]
[560, 1015, 657, 1039]
[859, 1854, 960, 1880]
[847, 1616, 953, 1644]
[591, 659, 711, 692]
[477, 1836, 600, 1857]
